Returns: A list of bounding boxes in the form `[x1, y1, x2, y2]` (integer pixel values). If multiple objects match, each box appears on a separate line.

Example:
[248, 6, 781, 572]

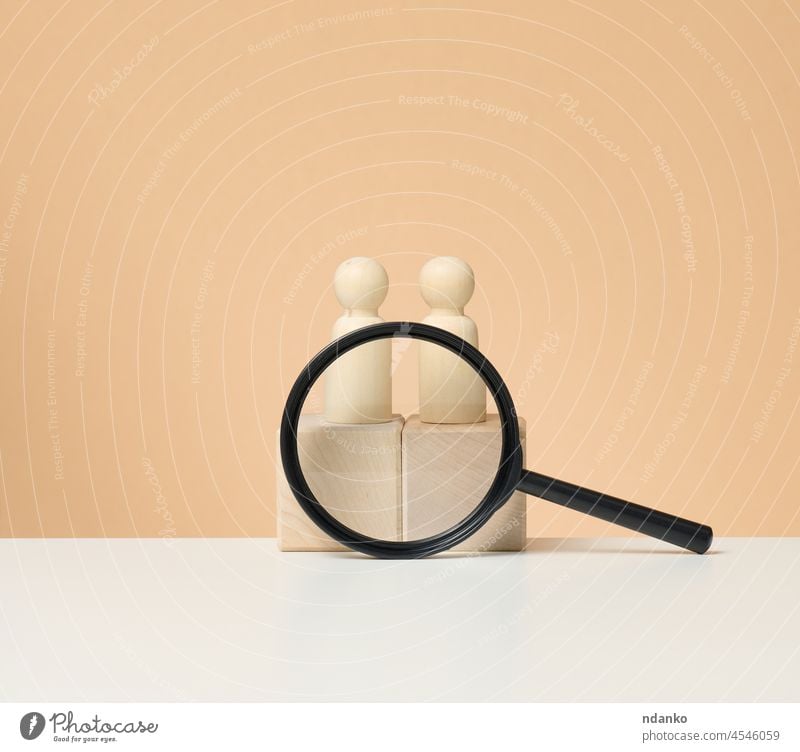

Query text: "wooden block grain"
[402, 414, 526, 551]
[277, 414, 404, 551]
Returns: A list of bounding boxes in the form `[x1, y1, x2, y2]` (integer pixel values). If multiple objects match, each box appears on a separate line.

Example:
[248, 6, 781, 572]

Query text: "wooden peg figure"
[418, 256, 487, 424]
[324, 257, 392, 424]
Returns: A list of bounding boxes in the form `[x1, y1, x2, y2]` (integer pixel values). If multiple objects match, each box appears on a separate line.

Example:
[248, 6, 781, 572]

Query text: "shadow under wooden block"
[277, 414, 404, 551]
[402, 414, 526, 551]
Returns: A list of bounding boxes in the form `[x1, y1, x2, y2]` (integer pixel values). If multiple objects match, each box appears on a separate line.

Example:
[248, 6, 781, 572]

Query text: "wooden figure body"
[418, 256, 486, 424]
[324, 257, 392, 424]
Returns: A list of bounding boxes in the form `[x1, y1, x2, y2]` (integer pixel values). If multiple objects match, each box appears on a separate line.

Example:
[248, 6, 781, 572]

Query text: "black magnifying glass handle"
[518, 469, 713, 554]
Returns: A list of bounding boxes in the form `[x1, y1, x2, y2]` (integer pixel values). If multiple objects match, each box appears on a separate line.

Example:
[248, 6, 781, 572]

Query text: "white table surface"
[1, 538, 798, 702]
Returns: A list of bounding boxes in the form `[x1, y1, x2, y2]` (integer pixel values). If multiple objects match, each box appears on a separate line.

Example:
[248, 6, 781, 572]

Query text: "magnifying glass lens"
[291, 337, 517, 547]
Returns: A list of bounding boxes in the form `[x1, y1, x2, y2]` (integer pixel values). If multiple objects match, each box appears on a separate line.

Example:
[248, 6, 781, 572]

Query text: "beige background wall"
[1, 0, 799, 539]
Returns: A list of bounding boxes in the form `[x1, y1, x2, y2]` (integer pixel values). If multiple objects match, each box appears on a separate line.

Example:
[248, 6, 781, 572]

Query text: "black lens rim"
[279, 321, 523, 558]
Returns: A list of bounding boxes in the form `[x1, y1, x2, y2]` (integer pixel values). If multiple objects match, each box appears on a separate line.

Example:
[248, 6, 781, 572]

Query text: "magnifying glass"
[280, 321, 713, 558]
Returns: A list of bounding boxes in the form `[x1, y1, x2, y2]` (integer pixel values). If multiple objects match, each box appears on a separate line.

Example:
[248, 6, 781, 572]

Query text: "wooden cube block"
[277, 414, 404, 551]
[402, 414, 526, 551]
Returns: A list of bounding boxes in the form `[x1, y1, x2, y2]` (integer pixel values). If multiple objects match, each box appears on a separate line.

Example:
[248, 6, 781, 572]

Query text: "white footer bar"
[1, 702, 796, 751]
